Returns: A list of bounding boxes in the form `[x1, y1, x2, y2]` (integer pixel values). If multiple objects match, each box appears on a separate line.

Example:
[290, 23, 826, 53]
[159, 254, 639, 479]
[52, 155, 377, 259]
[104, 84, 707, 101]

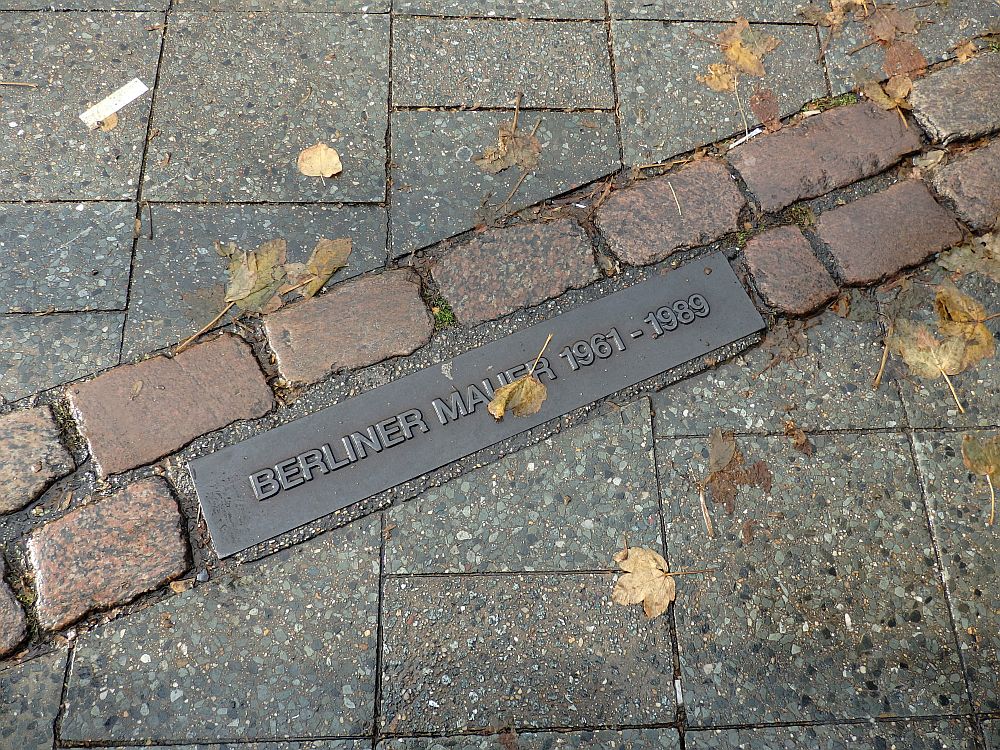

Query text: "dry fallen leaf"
[718, 17, 780, 77]
[707, 427, 737, 474]
[612, 545, 677, 619]
[750, 88, 781, 130]
[961, 433, 999, 525]
[784, 420, 815, 456]
[865, 6, 920, 43]
[283, 238, 352, 298]
[953, 39, 977, 63]
[912, 149, 946, 169]
[861, 75, 912, 123]
[475, 119, 541, 175]
[98, 112, 118, 132]
[697, 63, 736, 92]
[937, 234, 1000, 283]
[297, 142, 343, 178]
[883, 39, 927, 77]
[703, 428, 773, 514]
[934, 282, 996, 370]
[488, 375, 547, 420]
[889, 318, 966, 379]
[218, 239, 288, 313]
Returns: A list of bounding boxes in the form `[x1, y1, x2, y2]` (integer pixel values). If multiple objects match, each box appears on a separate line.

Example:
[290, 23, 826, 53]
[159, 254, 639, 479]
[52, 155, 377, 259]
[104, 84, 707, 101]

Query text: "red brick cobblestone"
[744, 226, 839, 315]
[432, 219, 598, 324]
[27, 478, 188, 631]
[68, 334, 273, 477]
[931, 141, 1000, 231]
[0, 558, 27, 657]
[910, 53, 1000, 144]
[596, 159, 745, 266]
[0, 406, 74, 515]
[265, 270, 433, 386]
[728, 102, 921, 213]
[816, 181, 963, 284]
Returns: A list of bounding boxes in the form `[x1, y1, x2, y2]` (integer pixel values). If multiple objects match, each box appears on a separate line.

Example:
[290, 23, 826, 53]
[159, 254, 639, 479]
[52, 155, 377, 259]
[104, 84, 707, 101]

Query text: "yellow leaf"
[889, 319, 964, 378]
[962, 434, 1000, 481]
[301, 238, 352, 298]
[611, 546, 677, 619]
[487, 374, 547, 420]
[934, 282, 996, 370]
[297, 143, 343, 178]
[697, 63, 736, 92]
[718, 17, 780, 77]
[98, 112, 118, 132]
[954, 40, 977, 63]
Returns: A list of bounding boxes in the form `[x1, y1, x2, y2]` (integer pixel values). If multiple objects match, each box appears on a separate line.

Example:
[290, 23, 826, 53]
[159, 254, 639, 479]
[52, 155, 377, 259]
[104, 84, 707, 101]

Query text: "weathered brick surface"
[596, 159, 745, 266]
[817, 181, 963, 284]
[729, 102, 921, 213]
[745, 226, 839, 315]
[265, 270, 433, 386]
[932, 141, 1000, 231]
[28, 478, 188, 631]
[432, 219, 598, 324]
[911, 53, 1000, 144]
[0, 558, 27, 657]
[0, 406, 74, 515]
[68, 334, 273, 477]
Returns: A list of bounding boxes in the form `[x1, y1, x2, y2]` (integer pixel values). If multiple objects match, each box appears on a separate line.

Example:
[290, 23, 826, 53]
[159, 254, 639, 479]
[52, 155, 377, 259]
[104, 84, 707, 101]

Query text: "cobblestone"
[432, 219, 597, 324]
[0, 406, 74, 516]
[0, 558, 27, 657]
[931, 141, 1000, 231]
[28, 477, 189, 631]
[910, 52, 1000, 144]
[744, 226, 839, 315]
[68, 333, 273, 476]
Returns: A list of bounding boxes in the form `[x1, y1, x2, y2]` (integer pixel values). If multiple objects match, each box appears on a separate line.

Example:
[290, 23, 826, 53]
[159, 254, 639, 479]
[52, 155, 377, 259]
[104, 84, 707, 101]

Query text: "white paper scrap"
[79, 78, 149, 130]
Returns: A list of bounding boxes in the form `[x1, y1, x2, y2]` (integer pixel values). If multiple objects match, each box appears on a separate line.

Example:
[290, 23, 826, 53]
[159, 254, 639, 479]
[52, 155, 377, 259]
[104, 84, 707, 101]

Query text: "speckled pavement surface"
[3, 3, 1000, 750]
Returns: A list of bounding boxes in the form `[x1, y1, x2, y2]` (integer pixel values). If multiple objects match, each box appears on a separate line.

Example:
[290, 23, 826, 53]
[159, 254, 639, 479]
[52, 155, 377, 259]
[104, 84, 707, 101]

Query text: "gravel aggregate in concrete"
[0, 649, 68, 750]
[686, 719, 978, 749]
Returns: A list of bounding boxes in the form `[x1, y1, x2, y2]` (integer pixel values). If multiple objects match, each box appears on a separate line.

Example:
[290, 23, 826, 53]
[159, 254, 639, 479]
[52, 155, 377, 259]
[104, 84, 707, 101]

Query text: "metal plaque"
[190, 254, 764, 557]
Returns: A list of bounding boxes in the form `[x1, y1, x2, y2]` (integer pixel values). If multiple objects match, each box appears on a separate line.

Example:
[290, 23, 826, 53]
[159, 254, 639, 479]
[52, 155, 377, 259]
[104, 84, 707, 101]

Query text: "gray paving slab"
[61, 518, 380, 743]
[0, 203, 133, 314]
[912, 430, 999, 713]
[380, 730, 682, 749]
[385, 398, 660, 574]
[123, 203, 386, 359]
[687, 719, 978, 749]
[392, 18, 614, 108]
[656, 432, 966, 725]
[145, 13, 388, 203]
[109, 744, 370, 750]
[0, 649, 69, 750]
[652, 310, 905, 434]
[610, 0, 805, 23]
[612, 21, 827, 165]
[394, 0, 604, 17]
[0, 13, 162, 201]
[390, 110, 619, 255]
[825, 0, 999, 94]
[877, 263, 999, 430]
[986, 721, 999, 750]
[380, 573, 676, 733]
[0, 312, 124, 403]
[173, 0, 385, 8]
[0, 0, 162, 8]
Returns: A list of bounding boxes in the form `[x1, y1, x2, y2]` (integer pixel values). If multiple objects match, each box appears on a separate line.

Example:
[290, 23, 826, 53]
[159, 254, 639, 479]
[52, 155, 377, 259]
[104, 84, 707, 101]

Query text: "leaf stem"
[873, 319, 893, 389]
[987, 474, 995, 526]
[664, 568, 717, 577]
[699, 484, 715, 538]
[177, 301, 236, 354]
[938, 366, 966, 414]
[528, 333, 554, 376]
[0, 81, 37, 87]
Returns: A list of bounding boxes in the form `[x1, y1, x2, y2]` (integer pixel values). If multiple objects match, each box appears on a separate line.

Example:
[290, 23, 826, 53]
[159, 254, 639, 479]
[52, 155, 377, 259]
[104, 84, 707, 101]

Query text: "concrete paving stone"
[911, 51, 1000, 143]
[0, 13, 162, 201]
[825, 2, 999, 96]
[931, 140, 1000, 231]
[264, 269, 432, 385]
[0, 558, 27, 658]
[0, 406, 74, 516]
[610, 0, 804, 22]
[394, 0, 603, 17]
[28, 477, 189, 631]
[175, 0, 385, 9]
[913, 430, 999, 712]
[986, 721, 998, 750]
[386, 399, 661, 573]
[392, 18, 614, 108]
[654, 310, 905, 433]
[656, 432, 966, 724]
[69, 333, 273, 476]
[0, 312, 124, 403]
[380, 730, 681, 749]
[0, 203, 133, 314]
[123, 204, 386, 359]
[744, 225, 839, 315]
[123, 744, 369, 750]
[876, 263, 999, 429]
[390, 111, 619, 256]
[431, 219, 598, 324]
[728, 102, 922, 214]
[687, 719, 978, 749]
[612, 21, 827, 165]
[596, 159, 745, 266]
[817, 180, 962, 285]
[380, 573, 675, 733]
[145, 13, 388, 202]
[0, 649, 68, 750]
[0, 0, 161, 8]
[61, 518, 380, 742]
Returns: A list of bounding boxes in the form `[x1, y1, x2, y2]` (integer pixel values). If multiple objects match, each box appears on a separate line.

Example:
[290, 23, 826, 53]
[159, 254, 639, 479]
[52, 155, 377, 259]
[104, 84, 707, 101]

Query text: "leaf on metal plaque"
[297, 142, 343, 178]
[611, 545, 677, 619]
[487, 374, 547, 420]
[937, 234, 1000, 283]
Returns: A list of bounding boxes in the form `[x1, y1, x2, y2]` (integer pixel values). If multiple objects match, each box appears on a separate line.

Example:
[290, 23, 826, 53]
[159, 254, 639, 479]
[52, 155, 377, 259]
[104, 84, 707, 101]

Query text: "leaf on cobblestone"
[961, 433, 999, 525]
[611, 544, 677, 619]
[912, 149, 946, 169]
[297, 142, 343, 178]
[937, 234, 1000, 283]
[488, 375, 547, 420]
[861, 75, 912, 123]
